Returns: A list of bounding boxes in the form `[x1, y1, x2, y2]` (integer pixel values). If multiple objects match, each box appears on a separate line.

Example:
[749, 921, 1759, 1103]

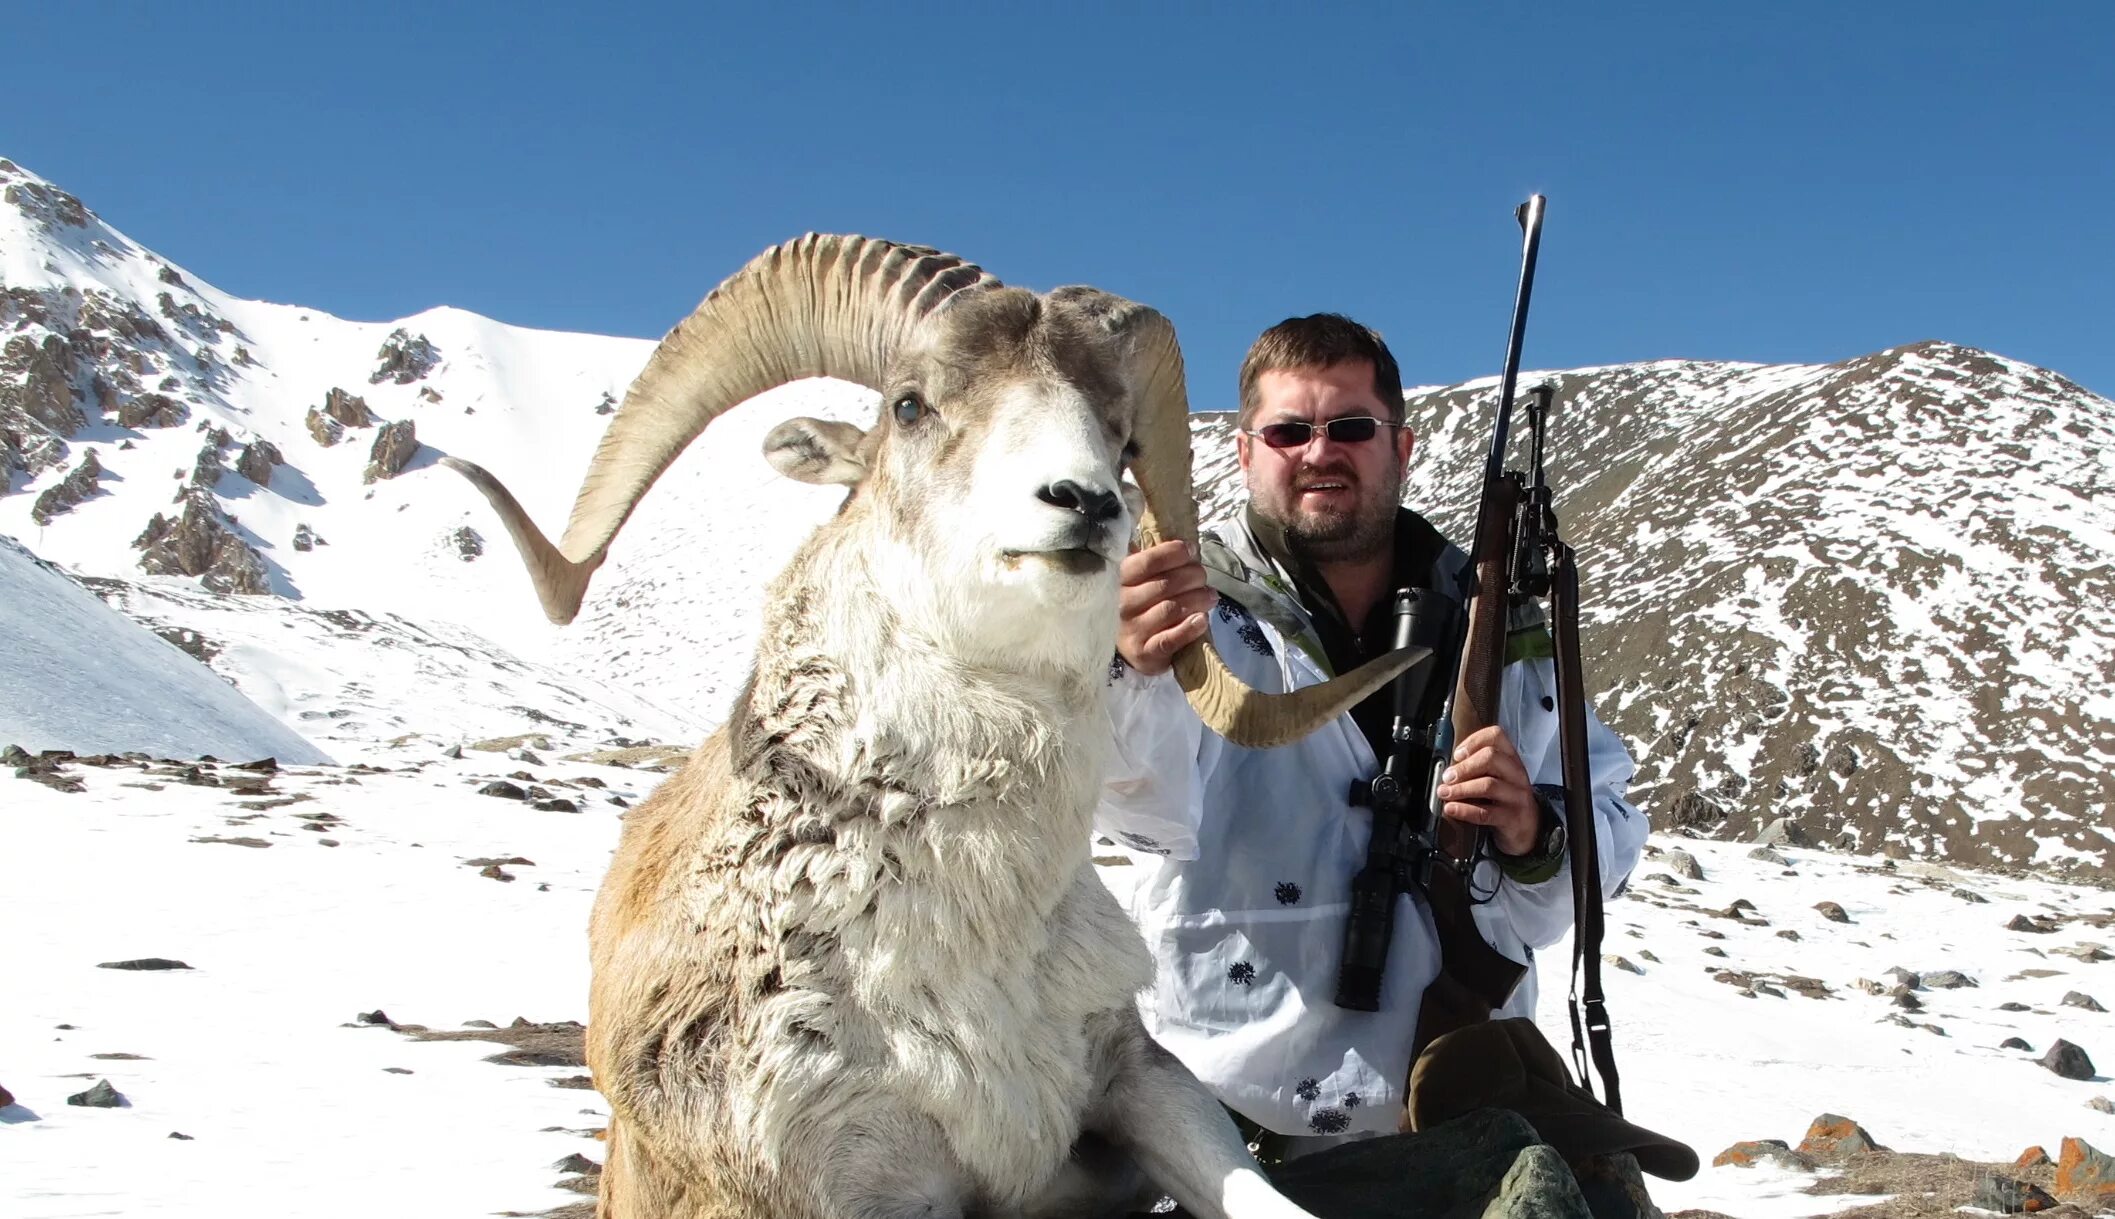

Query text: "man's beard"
[1275, 464, 1403, 565]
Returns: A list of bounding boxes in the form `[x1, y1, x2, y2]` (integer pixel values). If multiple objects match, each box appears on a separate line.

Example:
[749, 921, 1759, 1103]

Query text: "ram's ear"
[763, 418, 870, 486]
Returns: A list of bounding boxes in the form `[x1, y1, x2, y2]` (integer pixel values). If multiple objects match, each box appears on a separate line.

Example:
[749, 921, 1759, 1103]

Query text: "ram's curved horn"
[1122, 310, 1428, 750]
[443, 234, 999, 623]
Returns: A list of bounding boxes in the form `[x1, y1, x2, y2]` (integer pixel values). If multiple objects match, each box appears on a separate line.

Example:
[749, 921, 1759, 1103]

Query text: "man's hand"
[1436, 725, 1540, 855]
[1117, 539, 1217, 676]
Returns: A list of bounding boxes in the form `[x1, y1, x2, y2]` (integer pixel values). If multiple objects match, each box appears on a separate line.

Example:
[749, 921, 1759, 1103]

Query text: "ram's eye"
[892, 393, 926, 426]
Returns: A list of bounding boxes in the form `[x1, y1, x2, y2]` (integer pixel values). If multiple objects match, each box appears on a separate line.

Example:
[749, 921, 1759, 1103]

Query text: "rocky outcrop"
[1, 331, 87, 486]
[322, 387, 375, 429]
[187, 428, 232, 490]
[31, 450, 103, 524]
[133, 490, 270, 595]
[371, 329, 440, 385]
[235, 439, 282, 486]
[363, 419, 419, 483]
[304, 407, 343, 447]
[118, 391, 187, 429]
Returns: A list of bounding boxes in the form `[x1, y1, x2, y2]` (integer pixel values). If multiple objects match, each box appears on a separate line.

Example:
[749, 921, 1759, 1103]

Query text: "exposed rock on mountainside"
[30, 448, 101, 524]
[321, 387, 375, 429]
[133, 489, 269, 594]
[235, 438, 281, 485]
[371, 328, 439, 385]
[363, 418, 418, 483]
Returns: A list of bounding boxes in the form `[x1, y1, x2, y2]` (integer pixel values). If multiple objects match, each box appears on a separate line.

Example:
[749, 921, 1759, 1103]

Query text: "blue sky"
[10, 3, 2111, 401]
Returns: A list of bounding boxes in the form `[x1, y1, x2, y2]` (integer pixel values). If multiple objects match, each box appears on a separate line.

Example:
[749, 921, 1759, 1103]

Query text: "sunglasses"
[1243, 416, 1404, 449]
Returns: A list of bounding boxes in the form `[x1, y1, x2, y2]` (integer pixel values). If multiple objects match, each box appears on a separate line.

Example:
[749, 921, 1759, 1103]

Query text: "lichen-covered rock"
[2058, 1137, 2115, 1206]
[118, 391, 187, 429]
[31, 449, 103, 524]
[363, 418, 419, 483]
[370, 329, 440, 385]
[1797, 1113, 1882, 1158]
[134, 489, 270, 595]
[235, 438, 283, 485]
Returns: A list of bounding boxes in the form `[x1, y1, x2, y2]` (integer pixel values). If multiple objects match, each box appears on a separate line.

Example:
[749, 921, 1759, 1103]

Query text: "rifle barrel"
[1483, 195, 1547, 488]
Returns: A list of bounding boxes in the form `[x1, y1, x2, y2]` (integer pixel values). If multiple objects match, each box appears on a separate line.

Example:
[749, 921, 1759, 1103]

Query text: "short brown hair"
[1236, 313, 1405, 428]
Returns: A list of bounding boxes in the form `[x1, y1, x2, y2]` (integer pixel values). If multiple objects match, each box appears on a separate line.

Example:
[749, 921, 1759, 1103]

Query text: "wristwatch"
[1495, 791, 1567, 882]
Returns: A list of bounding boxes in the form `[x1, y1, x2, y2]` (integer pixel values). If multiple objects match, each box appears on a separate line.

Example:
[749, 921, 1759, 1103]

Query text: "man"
[1096, 314, 1651, 1156]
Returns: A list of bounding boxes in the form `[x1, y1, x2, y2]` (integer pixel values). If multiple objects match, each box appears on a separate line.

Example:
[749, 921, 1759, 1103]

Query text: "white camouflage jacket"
[1095, 509, 1649, 1138]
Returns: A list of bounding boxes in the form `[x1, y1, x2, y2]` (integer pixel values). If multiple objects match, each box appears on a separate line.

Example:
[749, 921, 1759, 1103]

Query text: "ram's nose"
[1036, 479, 1123, 524]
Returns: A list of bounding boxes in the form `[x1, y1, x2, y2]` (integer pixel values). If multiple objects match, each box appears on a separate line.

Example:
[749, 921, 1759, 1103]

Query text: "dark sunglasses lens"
[1325, 417, 1379, 443]
[1257, 422, 1313, 448]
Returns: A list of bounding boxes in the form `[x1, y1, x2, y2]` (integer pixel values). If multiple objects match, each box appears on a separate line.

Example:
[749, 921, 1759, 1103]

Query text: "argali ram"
[445, 235, 1423, 1219]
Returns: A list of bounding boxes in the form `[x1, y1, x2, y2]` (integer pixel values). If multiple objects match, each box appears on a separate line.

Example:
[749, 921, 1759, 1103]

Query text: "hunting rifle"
[1335, 194, 1624, 1111]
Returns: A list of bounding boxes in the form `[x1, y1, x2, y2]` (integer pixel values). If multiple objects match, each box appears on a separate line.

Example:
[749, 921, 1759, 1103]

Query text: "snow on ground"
[10, 727, 2115, 1217]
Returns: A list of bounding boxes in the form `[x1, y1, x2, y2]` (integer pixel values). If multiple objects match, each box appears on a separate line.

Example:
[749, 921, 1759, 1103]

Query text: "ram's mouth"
[1000, 548, 1108, 576]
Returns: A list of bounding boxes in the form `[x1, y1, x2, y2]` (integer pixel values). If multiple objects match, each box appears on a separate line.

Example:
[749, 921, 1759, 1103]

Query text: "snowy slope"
[0, 534, 329, 762]
[1377, 351, 2115, 873]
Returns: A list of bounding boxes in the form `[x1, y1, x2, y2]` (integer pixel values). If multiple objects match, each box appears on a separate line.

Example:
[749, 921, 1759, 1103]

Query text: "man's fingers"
[1121, 539, 1198, 583]
[1120, 564, 1211, 612]
[1441, 801, 1503, 825]
[1126, 591, 1217, 638]
[1440, 747, 1528, 788]
[1436, 776, 1506, 803]
[1140, 613, 1210, 666]
[1450, 724, 1514, 757]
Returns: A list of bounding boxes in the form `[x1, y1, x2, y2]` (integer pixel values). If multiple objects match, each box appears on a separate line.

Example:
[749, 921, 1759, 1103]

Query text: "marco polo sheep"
[445, 235, 1422, 1219]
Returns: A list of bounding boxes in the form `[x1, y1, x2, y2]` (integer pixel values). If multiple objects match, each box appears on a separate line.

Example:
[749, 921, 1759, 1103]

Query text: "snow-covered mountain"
[4, 154, 2113, 877]
[0, 534, 330, 762]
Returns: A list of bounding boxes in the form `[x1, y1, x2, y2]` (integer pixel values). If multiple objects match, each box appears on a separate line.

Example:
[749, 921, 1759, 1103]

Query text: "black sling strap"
[1550, 536, 1621, 1113]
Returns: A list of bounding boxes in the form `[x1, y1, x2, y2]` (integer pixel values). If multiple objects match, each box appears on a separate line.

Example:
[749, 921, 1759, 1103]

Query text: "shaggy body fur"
[588, 521, 1251, 1218]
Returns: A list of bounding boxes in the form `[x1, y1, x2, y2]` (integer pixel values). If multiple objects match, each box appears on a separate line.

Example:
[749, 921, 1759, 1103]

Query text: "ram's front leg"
[1083, 1013, 1319, 1219]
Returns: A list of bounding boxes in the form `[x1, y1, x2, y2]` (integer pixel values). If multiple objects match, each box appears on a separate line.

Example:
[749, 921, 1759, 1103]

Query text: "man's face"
[1237, 361, 1414, 564]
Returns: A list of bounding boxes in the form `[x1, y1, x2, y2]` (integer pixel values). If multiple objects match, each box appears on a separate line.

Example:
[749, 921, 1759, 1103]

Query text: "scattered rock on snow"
[362, 418, 418, 483]
[1797, 1113, 1883, 1158]
[479, 864, 515, 882]
[2009, 913, 2061, 934]
[97, 958, 191, 971]
[66, 1079, 125, 1108]
[477, 781, 526, 800]
[1815, 901, 1852, 923]
[1923, 970, 1977, 989]
[2058, 1137, 2115, 1206]
[1747, 845, 1790, 866]
[234, 438, 282, 485]
[2041, 1039, 2096, 1081]
[1972, 1172, 2057, 1215]
[2091, 1097, 2114, 1114]
[2066, 992, 2108, 1012]
[2002, 1037, 2034, 1051]
[1712, 1139, 1814, 1170]
[1665, 849, 1704, 880]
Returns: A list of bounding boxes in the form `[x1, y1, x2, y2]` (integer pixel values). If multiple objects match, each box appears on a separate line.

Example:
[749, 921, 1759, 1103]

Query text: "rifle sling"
[1552, 537, 1622, 1114]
